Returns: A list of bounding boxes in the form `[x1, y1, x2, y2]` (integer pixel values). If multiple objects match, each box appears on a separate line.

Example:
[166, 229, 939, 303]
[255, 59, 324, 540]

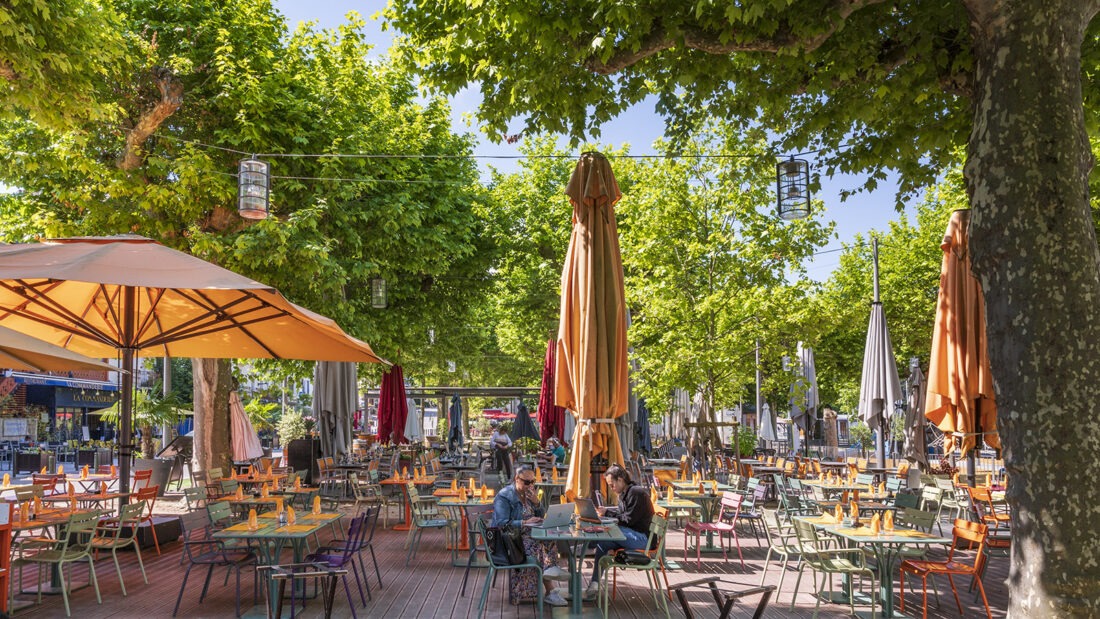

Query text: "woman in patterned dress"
[491, 465, 568, 607]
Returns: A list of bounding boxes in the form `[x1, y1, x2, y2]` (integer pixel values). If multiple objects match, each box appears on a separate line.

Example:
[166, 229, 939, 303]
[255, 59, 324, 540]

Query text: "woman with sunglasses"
[491, 465, 569, 606]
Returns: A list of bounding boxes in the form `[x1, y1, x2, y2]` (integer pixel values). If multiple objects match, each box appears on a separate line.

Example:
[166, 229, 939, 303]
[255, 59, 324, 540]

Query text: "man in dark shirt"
[580, 464, 654, 600]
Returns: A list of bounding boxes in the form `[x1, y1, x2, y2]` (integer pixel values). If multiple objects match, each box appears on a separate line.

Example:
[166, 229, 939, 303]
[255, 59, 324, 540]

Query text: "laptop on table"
[530, 502, 574, 529]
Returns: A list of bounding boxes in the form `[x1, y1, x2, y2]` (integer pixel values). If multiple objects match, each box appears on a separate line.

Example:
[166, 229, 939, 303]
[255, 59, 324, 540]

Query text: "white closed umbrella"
[758, 402, 777, 442]
[230, 391, 263, 461]
[404, 397, 422, 441]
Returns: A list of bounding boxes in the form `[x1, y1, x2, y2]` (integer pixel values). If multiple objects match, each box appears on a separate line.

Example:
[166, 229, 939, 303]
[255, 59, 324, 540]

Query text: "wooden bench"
[668, 576, 775, 619]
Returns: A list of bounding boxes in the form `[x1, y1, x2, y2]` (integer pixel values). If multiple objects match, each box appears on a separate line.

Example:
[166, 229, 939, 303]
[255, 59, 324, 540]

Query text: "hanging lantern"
[238, 157, 270, 220]
[776, 156, 810, 220]
[371, 278, 387, 309]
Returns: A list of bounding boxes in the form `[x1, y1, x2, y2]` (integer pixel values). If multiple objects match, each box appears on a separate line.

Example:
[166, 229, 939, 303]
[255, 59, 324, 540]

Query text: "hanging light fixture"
[370, 278, 387, 309]
[237, 157, 270, 220]
[776, 156, 811, 220]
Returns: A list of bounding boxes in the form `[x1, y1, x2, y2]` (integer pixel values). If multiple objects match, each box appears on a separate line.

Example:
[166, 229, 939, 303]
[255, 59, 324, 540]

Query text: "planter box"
[285, 439, 321, 485]
[76, 448, 114, 469]
[14, 451, 50, 474]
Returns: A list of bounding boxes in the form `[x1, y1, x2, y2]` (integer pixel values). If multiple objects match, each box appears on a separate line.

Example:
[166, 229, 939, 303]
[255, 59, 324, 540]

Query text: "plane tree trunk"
[963, 1, 1100, 614]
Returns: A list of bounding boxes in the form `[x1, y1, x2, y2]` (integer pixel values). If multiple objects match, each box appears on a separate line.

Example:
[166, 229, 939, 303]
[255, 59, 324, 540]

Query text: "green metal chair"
[90, 501, 148, 596]
[759, 510, 802, 604]
[790, 518, 876, 619]
[597, 514, 670, 619]
[474, 516, 543, 619]
[183, 486, 208, 512]
[404, 481, 456, 565]
[22, 510, 103, 617]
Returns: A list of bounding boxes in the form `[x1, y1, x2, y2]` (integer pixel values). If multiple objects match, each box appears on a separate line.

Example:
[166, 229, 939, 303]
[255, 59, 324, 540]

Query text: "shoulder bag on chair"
[486, 524, 526, 565]
[612, 548, 652, 566]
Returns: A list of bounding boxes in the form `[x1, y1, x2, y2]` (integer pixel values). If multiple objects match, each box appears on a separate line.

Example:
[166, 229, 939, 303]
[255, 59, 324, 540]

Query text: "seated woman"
[585, 463, 655, 599]
[491, 465, 568, 607]
[547, 437, 566, 466]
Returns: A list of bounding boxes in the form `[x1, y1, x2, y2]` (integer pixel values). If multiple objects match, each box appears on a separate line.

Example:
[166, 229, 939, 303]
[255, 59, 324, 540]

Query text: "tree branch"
[0, 61, 17, 82]
[119, 67, 183, 171]
[584, 0, 887, 75]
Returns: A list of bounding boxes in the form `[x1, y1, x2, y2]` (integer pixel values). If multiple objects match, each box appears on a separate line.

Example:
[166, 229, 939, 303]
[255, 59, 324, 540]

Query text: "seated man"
[581, 464, 654, 600]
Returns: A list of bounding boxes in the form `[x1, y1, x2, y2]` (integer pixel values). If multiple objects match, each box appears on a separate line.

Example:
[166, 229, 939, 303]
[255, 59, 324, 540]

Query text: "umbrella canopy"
[376, 365, 408, 444]
[925, 210, 999, 456]
[905, 362, 929, 470]
[447, 394, 464, 450]
[0, 236, 386, 498]
[536, 338, 566, 445]
[0, 325, 116, 372]
[229, 391, 263, 461]
[758, 402, 777, 442]
[635, 396, 652, 455]
[404, 397, 421, 441]
[512, 401, 539, 443]
[556, 152, 629, 498]
[314, 361, 357, 459]
[858, 302, 903, 466]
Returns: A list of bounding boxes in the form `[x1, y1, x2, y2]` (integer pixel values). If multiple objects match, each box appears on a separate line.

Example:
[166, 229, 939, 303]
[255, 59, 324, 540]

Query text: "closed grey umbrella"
[314, 361, 358, 459]
[448, 394, 464, 450]
[905, 361, 929, 471]
[858, 302, 903, 468]
[512, 401, 539, 442]
[789, 342, 818, 454]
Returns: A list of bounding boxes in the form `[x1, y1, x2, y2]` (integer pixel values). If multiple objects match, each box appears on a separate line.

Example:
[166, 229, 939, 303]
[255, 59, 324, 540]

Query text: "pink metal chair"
[683, 491, 745, 570]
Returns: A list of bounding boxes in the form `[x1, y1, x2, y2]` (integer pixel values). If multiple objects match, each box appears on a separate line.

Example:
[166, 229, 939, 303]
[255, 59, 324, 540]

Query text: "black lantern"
[370, 278, 387, 309]
[776, 156, 810, 220]
[238, 157, 270, 220]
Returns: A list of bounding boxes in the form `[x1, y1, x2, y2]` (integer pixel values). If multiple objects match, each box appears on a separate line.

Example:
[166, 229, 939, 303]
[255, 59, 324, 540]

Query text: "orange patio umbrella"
[0, 235, 387, 498]
[925, 209, 999, 458]
[555, 152, 629, 498]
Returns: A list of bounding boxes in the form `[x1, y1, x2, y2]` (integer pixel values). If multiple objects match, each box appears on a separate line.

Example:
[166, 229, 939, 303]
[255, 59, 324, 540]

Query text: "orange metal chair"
[132, 469, 153, 491]
[967, 486, 1011, 529]
[134, 485, 162, 555]
[899, 519, 992, 619]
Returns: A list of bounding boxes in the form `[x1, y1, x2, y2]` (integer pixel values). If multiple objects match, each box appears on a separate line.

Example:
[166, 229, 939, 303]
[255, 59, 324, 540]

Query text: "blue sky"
[272, 0, 916, 280]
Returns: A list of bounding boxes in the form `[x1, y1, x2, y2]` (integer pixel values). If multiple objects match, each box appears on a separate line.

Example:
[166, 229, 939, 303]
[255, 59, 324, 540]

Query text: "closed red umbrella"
[537, 338, 566, 445]
[376, 365, 409, 445]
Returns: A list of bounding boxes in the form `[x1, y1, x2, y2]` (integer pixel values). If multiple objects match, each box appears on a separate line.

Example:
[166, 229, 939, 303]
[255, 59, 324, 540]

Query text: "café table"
[213, 510, 344, 607]
[379, 476, 437, 531]
[437, 496, 494, 560]
[534, 480, 566, 511]
[43, 490, 129, 512]
[72, 473, 119, 494]
[796, 514, 951, 618]
[219, 472, 287, 490]
[11, 508, 99, 597]
[531, 522, 625, 615]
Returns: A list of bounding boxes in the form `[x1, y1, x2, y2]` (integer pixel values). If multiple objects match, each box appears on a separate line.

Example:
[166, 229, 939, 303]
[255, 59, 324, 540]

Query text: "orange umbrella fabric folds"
[924, 210, 999, 456]
[555, 152, 629, 498]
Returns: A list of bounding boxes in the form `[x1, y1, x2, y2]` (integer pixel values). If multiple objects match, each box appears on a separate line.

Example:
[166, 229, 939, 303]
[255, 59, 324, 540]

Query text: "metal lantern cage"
[238, 158, 270, 220]
[370, 278, 387, 309]
[776, 156, 811, 220]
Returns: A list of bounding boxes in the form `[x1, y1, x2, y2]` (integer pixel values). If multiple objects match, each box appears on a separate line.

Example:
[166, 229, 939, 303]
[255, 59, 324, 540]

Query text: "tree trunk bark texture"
[964, 1, 1100, 614]
[192, 358, 233, 479]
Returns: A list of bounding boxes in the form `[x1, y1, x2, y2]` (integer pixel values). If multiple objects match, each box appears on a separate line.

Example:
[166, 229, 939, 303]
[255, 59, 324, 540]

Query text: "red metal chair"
[683, 491, 745, 570]
[134, 485, 161, 555]
[899, 518, 993, 619]
[132, 469, 153, 492]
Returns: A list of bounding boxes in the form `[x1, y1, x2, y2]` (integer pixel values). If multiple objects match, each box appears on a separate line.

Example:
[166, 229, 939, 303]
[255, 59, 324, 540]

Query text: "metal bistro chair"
[90, 501, 149, 596]
[474, 516, 543, 619]
[683, 491, 746, 570]
[790, 518, 877, 619]
[305, 510, 372, 617]
[899, 519, 993, 619]
[173, 509, 259, 617]
[22, 510, 103, 617]
[597, 514, 670, 619]
[404, 481, 457, 565]
[183, 486, 209, 512]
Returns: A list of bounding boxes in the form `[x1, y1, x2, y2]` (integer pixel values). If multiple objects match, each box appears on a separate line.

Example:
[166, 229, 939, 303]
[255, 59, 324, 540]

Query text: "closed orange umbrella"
[925, 209, 999, 457]
[555, 152, 629, 498]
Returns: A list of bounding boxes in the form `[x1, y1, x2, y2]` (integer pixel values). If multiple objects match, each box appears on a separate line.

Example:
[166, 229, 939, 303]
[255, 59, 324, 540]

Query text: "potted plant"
[734, 426, 758, 458]
[849, 421, 874, 458]
[99, 390, 187, 495]
[279, 410, 320, 484]
[514, 436, 540, 458]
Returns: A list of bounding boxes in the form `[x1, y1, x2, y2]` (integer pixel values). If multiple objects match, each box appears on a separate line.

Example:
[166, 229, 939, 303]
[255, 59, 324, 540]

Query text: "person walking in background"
[491, 420, 514, 482]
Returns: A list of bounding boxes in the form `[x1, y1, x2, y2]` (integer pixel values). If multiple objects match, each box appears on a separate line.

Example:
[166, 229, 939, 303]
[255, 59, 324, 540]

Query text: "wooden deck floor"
[12, 505, 1010, 618]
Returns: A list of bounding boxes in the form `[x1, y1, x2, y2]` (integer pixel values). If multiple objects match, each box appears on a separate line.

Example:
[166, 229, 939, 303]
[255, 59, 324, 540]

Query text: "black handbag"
[486, 524, 526, 565]
[612, 548, 652, 566]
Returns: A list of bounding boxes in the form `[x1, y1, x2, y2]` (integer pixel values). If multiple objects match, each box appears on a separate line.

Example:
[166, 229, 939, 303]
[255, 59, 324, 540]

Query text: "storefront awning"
[9, 371, 118, 391]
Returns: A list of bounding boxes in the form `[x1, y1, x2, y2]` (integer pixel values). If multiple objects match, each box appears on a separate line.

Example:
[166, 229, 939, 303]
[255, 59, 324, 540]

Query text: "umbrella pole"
[118, 286, 136, 506]
[967, 400, 981, 487]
